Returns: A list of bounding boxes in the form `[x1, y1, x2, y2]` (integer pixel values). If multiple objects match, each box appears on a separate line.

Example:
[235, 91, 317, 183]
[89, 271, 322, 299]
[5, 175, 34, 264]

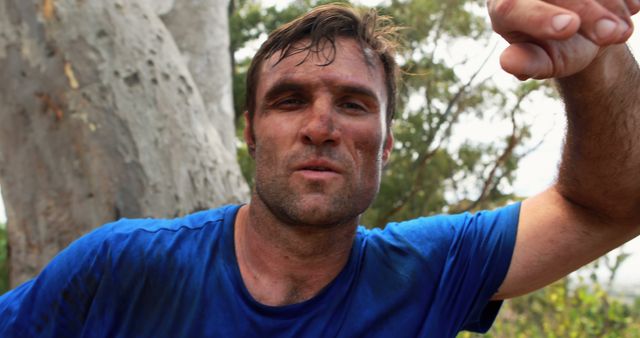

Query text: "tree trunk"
[0, 0, 248, 287]
[161, 0, 237, 149]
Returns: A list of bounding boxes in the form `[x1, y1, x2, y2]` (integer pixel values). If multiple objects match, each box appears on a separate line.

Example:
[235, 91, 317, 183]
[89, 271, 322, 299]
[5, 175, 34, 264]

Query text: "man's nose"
[300, 101, 341, 147]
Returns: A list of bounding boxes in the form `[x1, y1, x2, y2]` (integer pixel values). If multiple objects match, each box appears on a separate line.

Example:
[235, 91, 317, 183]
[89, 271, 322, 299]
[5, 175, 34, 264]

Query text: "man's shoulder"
[72, 204, 241, 255]
[361, 203, 521, 233]
[357, 211, 467, 240]
[35, 204, 242, 287]
[357, 203, 521, 252]
[100, 204, 239, 235]
[356, 213, 464, 260]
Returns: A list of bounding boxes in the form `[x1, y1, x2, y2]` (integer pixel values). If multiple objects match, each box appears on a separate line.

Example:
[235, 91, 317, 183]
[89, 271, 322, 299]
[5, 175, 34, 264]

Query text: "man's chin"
[290, 203, 354, 227]
[254, 183, 369, 228]
[275, 196, 362, 228]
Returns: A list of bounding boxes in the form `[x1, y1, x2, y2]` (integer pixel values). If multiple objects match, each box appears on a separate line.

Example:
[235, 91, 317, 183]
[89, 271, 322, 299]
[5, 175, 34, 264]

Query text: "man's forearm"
[556, 44, 640, 224]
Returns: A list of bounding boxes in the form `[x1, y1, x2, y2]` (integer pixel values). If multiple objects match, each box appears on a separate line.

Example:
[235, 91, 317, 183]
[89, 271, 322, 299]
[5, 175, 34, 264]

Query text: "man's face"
[246, 37, 393, 227]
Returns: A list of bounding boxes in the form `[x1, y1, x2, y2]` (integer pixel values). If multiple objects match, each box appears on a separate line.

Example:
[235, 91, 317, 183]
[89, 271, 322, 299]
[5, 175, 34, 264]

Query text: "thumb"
[500, 43, 553, 80]
[489, 0, 581, 42]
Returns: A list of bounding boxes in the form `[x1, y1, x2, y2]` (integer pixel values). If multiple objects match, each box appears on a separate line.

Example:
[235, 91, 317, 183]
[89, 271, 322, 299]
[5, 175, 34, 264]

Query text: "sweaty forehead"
[263, 37, 381, 75]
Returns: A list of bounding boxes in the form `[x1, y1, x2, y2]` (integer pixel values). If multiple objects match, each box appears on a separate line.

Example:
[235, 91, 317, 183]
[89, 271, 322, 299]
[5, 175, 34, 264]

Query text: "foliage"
[0, 222, 7, 295]
[229, 0, 639, 336]
[458, 261, 640, 338]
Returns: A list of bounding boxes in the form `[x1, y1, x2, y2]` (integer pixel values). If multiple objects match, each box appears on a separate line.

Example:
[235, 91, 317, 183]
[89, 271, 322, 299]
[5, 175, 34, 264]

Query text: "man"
[1, 1, 639, 337]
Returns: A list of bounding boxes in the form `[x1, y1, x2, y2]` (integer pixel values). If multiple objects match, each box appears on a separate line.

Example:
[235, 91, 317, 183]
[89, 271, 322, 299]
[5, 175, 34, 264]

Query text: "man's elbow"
[555, 183, 640, 228]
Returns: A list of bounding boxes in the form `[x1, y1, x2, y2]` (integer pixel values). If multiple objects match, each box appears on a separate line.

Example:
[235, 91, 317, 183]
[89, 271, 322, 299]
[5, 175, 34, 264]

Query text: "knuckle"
[491, 0, 517, 18]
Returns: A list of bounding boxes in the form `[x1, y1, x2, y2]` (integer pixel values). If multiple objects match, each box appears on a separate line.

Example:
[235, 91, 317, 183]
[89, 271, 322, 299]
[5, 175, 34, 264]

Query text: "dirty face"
[246, 37, 393, 227]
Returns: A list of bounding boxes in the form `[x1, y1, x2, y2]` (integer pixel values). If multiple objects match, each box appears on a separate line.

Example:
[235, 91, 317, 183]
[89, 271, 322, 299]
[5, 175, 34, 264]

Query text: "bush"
[458, 271, 640, 337]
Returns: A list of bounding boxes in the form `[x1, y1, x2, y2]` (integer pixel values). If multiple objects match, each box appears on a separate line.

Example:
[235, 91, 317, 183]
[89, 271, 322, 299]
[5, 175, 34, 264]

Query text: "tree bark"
[161, 0, 237, 149]
[0, 0, 248, 287]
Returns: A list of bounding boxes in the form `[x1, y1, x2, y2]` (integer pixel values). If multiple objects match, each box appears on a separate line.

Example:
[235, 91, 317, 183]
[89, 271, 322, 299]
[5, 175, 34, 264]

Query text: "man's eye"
[277, 98, 305, 107]
[341, 101, 367, 113]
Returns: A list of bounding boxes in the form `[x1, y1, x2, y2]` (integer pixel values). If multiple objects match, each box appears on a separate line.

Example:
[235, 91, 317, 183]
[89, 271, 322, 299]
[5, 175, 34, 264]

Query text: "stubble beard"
[253, 152, 381, 229]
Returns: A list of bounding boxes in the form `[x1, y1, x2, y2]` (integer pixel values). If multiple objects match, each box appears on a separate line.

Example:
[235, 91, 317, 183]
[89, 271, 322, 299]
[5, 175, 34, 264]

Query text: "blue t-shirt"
[0, 203, 519, 337]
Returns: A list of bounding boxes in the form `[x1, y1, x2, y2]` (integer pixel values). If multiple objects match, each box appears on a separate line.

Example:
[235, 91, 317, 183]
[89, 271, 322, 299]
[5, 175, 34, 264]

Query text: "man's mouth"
[304, 166, 332, 172]
[294, 160, 342, 179]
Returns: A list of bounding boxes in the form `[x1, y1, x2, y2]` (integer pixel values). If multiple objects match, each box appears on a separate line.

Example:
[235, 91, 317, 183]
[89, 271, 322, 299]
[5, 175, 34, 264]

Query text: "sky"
[1, 1, 639, 288]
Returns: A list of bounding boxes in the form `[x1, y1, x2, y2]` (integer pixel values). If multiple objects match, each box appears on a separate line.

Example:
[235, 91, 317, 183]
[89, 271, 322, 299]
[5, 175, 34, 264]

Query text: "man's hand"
[489, 1, 640, 300]
[488, 0, 639, 80]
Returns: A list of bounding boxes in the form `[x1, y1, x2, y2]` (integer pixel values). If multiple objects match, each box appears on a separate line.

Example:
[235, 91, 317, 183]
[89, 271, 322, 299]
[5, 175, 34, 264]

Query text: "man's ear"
[382, 130, 393, 165]
[243, 111, 256, 158]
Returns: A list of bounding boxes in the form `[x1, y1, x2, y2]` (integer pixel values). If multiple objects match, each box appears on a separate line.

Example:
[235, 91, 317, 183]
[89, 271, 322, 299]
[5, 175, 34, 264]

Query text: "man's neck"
[234, 202, 357, 306]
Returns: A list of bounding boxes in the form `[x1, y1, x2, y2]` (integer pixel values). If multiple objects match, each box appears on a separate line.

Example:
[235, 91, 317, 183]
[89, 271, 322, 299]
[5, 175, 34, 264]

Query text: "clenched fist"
[488, 0, 639, 79]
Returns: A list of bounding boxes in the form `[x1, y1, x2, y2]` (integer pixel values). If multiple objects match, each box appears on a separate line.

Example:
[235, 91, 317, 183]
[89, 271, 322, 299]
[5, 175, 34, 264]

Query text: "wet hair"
[244, 3, 400, 124]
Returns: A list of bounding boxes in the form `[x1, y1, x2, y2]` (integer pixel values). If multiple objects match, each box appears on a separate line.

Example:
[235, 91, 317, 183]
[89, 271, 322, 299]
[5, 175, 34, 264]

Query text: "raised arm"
[486, 0, 640, 299]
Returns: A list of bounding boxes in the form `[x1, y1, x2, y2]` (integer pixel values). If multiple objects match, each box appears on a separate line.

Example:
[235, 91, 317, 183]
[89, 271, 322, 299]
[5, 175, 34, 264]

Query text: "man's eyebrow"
[262, 80, 381, 104]
[333, 85, 379, 102]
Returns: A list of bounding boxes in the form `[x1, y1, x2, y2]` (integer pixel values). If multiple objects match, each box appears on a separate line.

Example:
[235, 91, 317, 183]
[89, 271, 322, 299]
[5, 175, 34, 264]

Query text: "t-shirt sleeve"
[446, 203, 520, 332]
[0, 225, 111, 337]
[387, 202, 520, 333]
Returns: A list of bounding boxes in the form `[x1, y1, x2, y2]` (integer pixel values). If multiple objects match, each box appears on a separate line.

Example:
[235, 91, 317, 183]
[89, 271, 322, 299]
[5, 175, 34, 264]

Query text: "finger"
[625, 0, 640, 15]
[547, 0, 631, 45]
[488, 0, 581, 42]
[598, 0, 634, 19]
[596, 0, 635, 40]
[500, 34, 599, 80]
[499, 43, 554, 80]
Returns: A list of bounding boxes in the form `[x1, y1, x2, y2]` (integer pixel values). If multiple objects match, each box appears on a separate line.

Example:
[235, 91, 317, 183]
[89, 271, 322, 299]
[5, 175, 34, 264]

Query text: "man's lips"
[292, 159, 343, 176]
